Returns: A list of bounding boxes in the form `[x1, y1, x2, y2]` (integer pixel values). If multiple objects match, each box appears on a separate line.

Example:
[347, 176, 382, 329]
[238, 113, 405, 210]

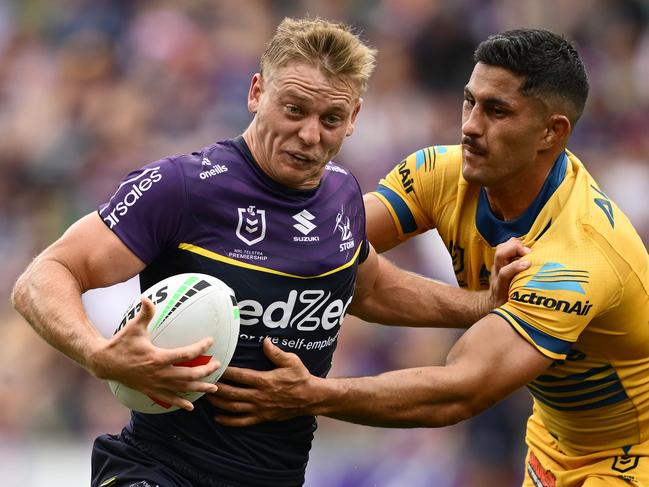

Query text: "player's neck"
[241, 129, 261, 165]
[484, 160, 555, 221]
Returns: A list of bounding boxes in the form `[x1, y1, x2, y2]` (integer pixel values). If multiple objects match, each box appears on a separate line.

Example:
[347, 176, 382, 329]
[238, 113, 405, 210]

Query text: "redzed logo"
[527, 452, 556, 487]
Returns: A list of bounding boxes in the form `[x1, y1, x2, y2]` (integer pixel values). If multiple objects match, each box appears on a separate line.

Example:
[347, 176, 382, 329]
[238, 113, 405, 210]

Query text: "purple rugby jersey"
[97, 137, 368, 486]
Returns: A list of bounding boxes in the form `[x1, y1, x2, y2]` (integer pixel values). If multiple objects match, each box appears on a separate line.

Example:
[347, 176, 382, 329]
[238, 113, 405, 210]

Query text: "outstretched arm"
[12, 212, 219, 410]
[209, 313, 552, 427]
[348, 237, 530, 328]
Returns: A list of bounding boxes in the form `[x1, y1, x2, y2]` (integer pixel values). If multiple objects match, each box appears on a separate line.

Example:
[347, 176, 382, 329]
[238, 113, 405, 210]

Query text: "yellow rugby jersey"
[373, 145, 649, 455]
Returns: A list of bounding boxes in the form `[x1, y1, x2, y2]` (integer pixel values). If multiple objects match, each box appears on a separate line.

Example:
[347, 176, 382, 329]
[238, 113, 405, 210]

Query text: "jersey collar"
[476, 151, 568, 246]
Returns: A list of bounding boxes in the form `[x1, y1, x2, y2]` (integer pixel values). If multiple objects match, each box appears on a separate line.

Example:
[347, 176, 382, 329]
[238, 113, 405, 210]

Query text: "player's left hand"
[489, 237, 531, 308]
[207, 337, 318, 427]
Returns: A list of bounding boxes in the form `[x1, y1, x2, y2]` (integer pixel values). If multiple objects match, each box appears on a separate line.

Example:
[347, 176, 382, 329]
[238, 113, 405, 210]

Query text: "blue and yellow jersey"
[373, 145, 649, 455]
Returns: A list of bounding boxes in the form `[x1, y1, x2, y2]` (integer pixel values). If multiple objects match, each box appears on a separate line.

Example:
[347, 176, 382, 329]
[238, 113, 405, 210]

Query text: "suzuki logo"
[293, 210, 317, 235]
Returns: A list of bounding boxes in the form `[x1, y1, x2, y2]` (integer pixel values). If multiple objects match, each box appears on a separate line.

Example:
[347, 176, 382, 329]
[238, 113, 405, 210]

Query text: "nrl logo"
[236, 206, 266, 246]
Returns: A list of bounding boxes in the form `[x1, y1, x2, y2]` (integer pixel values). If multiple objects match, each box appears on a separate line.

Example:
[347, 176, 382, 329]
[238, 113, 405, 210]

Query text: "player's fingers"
[164, 379, 218, 394]
[220, 366, 267, 387]
[208, 396, 255, 413]
[147, 389, 195, 412]
[207, 381, 257, 402]
[494, 238, 530, 268]
[262, 337, 300, 367]
[498, 259, 531, 283]
[161, 359, 221, 379]
[158, 336, 214, 366]
[171, 359, 221, 379]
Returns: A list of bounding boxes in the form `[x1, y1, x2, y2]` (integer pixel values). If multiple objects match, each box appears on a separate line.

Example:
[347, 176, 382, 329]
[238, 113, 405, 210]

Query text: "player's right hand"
[87, 297, 220, 411]
[489, 237, 531, 308]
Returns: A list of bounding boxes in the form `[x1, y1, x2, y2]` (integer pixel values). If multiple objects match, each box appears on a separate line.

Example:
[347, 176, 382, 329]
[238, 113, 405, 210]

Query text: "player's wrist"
[472, 290, 493, 321]
[84, 335, 112, 379]
[309, 376, 348, 417]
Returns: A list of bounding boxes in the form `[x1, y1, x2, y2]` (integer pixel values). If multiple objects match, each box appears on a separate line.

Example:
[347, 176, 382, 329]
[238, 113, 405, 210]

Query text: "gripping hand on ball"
[90, 297, 221, 411]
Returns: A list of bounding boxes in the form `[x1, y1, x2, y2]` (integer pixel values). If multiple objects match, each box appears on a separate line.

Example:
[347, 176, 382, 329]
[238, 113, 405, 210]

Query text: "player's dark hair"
[474, 28, 589, 126]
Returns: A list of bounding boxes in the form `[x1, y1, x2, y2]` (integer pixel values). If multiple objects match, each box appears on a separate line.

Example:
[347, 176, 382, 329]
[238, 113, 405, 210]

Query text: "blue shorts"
[91, 433, 242, 487]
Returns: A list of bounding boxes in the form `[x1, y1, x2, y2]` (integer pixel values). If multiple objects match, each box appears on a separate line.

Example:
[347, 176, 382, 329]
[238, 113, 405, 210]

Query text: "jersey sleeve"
[97, 158, 187, 264]
[493, 256, 619, 360]
[370, 145, 458, 239]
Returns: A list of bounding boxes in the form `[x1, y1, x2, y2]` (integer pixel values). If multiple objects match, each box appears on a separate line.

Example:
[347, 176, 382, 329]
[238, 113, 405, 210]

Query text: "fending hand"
[489, 237, 531, 308]
[207, 337, 319, 427]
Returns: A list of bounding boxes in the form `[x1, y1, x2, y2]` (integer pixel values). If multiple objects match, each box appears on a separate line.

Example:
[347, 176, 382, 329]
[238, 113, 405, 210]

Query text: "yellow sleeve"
[370, 145, 459, 239]
[494, 253, 619, 360]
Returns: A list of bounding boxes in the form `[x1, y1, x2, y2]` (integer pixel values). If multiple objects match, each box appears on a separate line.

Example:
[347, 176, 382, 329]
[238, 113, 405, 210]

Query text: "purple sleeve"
[97, 158, 187, 264]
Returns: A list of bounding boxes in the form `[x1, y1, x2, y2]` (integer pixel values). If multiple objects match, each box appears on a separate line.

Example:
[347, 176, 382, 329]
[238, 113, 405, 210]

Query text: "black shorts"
[92, 433, 192, 487]
[91, 433, 244, 487]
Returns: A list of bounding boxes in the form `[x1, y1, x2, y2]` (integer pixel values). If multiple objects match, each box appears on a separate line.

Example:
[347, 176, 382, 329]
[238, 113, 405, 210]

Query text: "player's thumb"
[262, 337, 294, 367]
[133, 296, 156, 330]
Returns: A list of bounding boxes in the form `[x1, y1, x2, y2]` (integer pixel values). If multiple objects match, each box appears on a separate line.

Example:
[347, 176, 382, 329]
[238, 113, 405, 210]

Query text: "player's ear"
[539, 114, 571, 150]
[345, 98, 363, 137]
[247, 73, 264, 114]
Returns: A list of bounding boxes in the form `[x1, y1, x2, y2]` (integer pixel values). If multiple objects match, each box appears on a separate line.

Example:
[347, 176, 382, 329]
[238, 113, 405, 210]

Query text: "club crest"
[236, 206, 266, 246]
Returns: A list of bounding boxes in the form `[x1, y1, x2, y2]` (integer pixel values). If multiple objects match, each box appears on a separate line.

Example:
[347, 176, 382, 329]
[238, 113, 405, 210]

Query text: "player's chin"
[461, 162, 484, 184]
[277, 166, 322, 189]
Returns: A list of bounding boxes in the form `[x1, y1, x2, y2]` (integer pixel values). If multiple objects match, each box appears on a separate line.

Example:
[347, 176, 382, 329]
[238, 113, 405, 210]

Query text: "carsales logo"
[100, 167, 162, 228]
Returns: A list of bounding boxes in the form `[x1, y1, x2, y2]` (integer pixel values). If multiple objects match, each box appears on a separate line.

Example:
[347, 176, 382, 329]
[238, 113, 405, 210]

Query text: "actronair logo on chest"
[100, 167, 162, 229]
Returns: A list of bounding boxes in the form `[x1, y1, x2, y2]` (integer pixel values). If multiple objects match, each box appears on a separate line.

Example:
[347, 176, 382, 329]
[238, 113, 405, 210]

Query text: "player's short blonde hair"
[260, 17, 377, 95]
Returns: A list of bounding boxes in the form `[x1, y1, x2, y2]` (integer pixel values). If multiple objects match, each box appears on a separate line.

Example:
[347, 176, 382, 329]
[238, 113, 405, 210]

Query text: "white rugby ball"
[108, 273, 240, 413]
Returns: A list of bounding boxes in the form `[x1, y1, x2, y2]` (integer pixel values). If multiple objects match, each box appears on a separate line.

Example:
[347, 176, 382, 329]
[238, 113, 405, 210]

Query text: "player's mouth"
[285, 150, 317, 164]
[461, 139, 487, 158]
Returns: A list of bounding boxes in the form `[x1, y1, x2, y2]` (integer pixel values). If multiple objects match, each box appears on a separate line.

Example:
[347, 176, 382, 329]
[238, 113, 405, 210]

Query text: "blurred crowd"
[1, 0, 648, 485]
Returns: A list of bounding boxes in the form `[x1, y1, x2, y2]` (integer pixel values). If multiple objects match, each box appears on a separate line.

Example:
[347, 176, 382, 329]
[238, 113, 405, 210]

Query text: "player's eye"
[286, 105, 302, 115]
[323, 114, 343, 127]
[489, 107, 507, 118]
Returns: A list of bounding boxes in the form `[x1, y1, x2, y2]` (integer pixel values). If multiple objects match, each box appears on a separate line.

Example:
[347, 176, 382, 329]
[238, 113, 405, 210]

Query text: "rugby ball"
[108, 273, 240, 413]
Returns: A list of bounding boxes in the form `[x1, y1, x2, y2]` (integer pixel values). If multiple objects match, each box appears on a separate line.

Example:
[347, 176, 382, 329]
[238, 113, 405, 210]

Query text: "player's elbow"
[433, 375, 500, 427]
[11, 268, 31, 316]
[446, 394, 498, 426]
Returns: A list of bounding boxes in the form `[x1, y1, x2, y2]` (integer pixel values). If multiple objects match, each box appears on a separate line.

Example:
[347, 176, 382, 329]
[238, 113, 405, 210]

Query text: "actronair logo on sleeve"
[510, 262, 593, 316]
[524, 263, 588, 294]
[100, 167, 162, 229]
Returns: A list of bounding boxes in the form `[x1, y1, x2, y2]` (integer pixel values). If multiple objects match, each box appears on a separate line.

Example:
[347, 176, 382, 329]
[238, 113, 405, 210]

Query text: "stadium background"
[1, 0, 648, 485]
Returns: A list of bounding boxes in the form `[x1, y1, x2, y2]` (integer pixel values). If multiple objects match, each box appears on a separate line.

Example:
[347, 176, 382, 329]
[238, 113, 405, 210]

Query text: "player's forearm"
[308, 367, 482, 428]
[11, 257, 106, 374]
[349, 257, 489, 328]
